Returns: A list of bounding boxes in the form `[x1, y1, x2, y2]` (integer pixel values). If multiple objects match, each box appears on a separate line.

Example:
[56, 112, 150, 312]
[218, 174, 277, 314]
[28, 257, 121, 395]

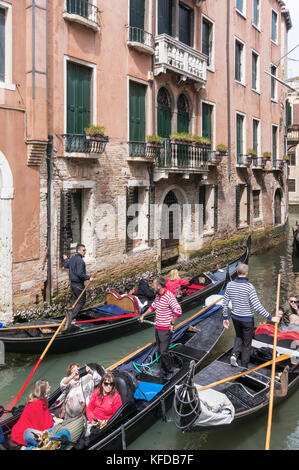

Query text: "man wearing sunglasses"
[281, 296, 299, 329]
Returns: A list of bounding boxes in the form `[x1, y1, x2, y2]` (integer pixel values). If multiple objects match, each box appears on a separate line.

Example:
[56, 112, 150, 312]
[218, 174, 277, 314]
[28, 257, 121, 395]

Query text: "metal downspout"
[226, 0, 231, 181]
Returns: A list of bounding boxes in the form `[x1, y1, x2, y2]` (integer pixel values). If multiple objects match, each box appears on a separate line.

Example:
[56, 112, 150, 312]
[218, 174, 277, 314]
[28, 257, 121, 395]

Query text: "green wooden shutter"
[272, 127, 277, 162]
[0, 8, 5, 82]
[202, 103, 212, 140]
[253, 120, 258, 153]
[158, 0, 172, 35]
[236, 185, 241, 226]
[236, 115, 243, 157]
[199, 186, 206, 230]
[67, 62, 91, 135]
[129, 81, 146, 142]
[235, 42, 241, 81]
[286, 100, 292, 127]
[60, 190, 72, 263]
[202, 19, 210, 65]
[247, 185, 251, 225]
[126, 187, 139, 252]
[130, 0, 145, 42]
[179, 4, 191, 46]
[177, 95, 189, 133]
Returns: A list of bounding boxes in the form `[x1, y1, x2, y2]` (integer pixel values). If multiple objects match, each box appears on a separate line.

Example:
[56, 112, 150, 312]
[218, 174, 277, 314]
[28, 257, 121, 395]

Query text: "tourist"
[165, 269, 189, 296]
[222, 263, 282, 368]
[10, 380, 61, 448]
[85, 373, 122, 431]
[135, 273, 156, 306]
[55, 363, 103, 419]
[138, 277, 182, 378]
[122, 285, 148, 312]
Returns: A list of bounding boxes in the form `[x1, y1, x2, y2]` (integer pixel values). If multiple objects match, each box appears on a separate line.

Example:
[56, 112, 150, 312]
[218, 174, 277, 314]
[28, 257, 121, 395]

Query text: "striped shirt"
[222, 278, 272, 322]
[150, 289, 182, 330]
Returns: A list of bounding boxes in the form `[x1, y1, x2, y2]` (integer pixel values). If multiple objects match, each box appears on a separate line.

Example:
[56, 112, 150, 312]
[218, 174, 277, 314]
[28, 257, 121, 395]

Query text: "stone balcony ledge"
[154, 34, 207, 90]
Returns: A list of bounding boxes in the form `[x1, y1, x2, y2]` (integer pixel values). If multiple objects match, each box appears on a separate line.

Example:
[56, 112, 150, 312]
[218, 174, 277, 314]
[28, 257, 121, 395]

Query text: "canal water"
[1, 209, 299, 451]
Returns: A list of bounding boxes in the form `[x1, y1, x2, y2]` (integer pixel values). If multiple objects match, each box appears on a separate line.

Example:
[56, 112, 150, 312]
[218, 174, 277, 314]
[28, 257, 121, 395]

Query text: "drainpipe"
[226, 0, 231, 180]
[45, 135, 53, 303]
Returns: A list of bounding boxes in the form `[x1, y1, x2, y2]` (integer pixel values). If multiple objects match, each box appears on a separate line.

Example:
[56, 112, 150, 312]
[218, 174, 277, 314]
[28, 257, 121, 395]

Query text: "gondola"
[0, 294, 225, 450]
[0, 236, 251, 355]
[172, 323, 299, 433]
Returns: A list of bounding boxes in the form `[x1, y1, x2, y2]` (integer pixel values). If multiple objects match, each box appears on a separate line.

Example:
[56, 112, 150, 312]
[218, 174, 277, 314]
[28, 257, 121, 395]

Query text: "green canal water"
[1, 211, 299, 451]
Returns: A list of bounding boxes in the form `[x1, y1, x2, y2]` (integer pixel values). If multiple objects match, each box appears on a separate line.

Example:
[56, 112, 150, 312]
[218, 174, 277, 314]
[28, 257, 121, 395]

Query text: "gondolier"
[63, 244, 94, 330]
[138, 277, 182, 378]
[222, 263, 281, 368]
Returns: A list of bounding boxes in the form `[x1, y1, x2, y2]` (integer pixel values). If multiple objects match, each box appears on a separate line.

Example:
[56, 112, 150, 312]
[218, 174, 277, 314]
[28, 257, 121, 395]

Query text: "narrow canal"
[1, 209, 299, 451]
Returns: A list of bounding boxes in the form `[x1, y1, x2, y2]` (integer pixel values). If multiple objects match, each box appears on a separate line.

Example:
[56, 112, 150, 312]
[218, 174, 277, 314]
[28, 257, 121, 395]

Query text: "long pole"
[265, 274, 281, 450]
[195, 354, 290, 393]
[6, 281, 90, 410]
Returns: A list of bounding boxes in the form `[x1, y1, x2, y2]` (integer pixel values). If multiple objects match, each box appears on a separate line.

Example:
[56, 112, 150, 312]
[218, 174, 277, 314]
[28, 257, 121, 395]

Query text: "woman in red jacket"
[165, 269, 189, 296]
[86, 373, 122, 429]
[10, 380, 58, 448]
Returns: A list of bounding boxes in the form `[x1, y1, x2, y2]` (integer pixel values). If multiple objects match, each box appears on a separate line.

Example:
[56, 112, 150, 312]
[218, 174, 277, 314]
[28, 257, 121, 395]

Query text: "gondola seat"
[105, 291, 140, 315]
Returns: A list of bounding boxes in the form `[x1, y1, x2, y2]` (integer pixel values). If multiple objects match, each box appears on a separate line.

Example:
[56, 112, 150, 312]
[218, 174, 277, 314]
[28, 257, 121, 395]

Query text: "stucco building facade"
[0, 0, 292, 322]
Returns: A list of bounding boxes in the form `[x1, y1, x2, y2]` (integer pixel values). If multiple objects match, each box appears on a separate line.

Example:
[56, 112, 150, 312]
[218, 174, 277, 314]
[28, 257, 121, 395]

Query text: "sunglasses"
[103, 382, 114, 387]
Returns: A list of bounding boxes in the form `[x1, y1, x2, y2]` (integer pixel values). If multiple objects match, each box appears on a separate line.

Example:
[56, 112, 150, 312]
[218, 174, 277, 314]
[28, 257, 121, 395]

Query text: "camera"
[78, 365, 88, 378]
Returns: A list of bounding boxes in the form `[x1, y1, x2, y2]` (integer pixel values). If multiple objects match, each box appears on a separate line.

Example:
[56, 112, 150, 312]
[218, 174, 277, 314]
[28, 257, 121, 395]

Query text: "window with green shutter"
[177, 94, 190, 133]
[158, 0, 172, 36]
[202, 102, 212, 140]
[129, 81, 146, 142]
[202, 18, 212, 66]
[286, 99, 292, 127]
[179, 4, 191, 46]
[0, 8, 5, 82]
[253, 0, 260, 27]
[252, 51, 258, 91]
[271, 10, 277, 42]
[236, 114, 244, 157]
[67, 62, 91, 135]
[235, 40, 243, 82]
[66, 0, 89, 19]
[253, 119, 259, 154]
[272, 126, 278, 162]
[157, 88, 172, 138]
[129, 0, 145, 42]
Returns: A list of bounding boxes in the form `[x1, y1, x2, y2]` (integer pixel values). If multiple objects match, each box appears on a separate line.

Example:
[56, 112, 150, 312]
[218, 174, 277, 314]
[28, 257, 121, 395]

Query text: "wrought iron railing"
[251, 157, 266, 169]
[236, 154, 251, 167]
[64, 0, 99, 25]
[157, 140, 209, 171]
[272, 159, 284, 170]
[129, 141, 161, 159]
[62, 134, 109, 154]
[127, 26, 154, 50]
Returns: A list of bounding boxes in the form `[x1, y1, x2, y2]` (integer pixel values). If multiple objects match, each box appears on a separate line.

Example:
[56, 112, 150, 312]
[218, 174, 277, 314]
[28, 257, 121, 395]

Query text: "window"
[66, 0, 89, 18]
[252, 118, 260, 156]
[288, 179, 296, 192]
[202, 17, 214, 69]
[289, 152, 296, 166]
[202, 102, 213, 142]
[236, 0, 245, 16]
[129, 0, 145, 43]
[179, 4, 192, 46]
[271, 65, 277, 101]
[235, 39, 245, 83]
[199, 185, 218, 234]
[236, 185, 250, 227]
[129, 81, 146, 143]
[253, 0, 260, 28]
[157, 87, 172, 138]
[158, 0, 172, 36]
[236, 113, 245, 157]
[253, 190, 260, 219]
[286, 99, 292, 127]
[252, 51, 259, 92]
[0, 8, 5, 82]
[177, 94, 190, 133]
[271, 10, 278, 43]
[67, 62, 91, 136]
[272, 125, 278, 162]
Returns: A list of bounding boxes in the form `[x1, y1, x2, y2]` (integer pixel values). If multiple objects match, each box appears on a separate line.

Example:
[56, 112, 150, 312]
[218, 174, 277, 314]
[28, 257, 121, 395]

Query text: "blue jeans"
[23, 428, 41, 447]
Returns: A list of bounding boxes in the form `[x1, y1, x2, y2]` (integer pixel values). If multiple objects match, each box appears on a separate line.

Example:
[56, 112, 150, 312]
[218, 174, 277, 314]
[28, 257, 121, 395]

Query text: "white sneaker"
[230, 355, 238, 367]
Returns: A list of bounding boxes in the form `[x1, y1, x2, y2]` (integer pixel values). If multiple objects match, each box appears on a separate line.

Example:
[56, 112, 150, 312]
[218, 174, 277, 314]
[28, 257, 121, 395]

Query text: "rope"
[132, 344, 178, 375]
[173, 382, 201, 431]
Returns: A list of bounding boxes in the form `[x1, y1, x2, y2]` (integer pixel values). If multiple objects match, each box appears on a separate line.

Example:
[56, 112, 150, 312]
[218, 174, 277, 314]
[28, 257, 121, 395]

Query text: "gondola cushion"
[134, 381, 164, 402]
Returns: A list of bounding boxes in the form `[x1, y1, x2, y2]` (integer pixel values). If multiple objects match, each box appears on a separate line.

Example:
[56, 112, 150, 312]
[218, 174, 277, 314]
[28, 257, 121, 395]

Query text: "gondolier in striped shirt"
[223, 263, 281, 368]
[138, 277, 182, 378]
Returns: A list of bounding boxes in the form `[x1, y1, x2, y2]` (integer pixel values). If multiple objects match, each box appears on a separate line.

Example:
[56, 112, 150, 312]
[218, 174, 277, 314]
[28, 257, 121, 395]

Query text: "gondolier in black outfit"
[63, 244, 94, 331]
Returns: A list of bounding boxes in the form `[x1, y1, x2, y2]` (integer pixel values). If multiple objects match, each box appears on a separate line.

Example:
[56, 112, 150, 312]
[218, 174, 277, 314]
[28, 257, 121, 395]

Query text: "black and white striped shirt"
[223, 278, 272, 322]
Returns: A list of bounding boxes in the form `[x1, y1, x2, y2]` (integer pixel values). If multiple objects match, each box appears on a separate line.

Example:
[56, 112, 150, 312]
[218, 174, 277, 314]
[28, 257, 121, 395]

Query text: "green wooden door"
[236, 115, 243, 157]
[67, 62, 91, 135]
[157, 88, 171, 138]
[130, 0, 145, 42]
[158, 0, 172, 35]
[129, 81, 146, 142]
[177, 95, 189, 133]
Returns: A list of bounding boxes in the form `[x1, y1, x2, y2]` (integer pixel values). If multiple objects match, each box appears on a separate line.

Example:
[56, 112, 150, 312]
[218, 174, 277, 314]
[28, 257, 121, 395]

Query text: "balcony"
[207, 150, 225, 166]
[272, 159, 284, 171]
[127, 26, 155, 55]
[63, 0, 100, 31]
[251, 157, 266, 170]
[61, 134, 109, 158]
[156, 140, 208, 174]
[128, 141, 159, 162]
[154, 34, 207, 90]
[287, 125, 299, 144]
[236, 154, 251, 168]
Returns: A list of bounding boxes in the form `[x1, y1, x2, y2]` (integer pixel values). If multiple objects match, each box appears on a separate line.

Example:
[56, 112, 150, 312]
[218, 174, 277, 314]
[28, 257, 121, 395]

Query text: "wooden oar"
[195, 354, 291, 393]
[108, 296, 224, 371]
[265, 274, 281, 450]
[6, 282, 90, 411]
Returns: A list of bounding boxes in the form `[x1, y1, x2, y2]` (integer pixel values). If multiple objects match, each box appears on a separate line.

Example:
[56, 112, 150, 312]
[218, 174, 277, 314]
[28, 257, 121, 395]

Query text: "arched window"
[157, 87, 172, 138]
[177, 94, 190, 133]
[161, 190, 180, 249]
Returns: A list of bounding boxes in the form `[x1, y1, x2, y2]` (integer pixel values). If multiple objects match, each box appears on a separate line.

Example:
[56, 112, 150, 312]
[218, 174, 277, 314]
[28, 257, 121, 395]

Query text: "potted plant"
[84, 125, 107, 141]
[170, 132, 194, 143]
[216, 144, 228, 155]
[193, 136, 212, 148]
[247, 148, 257, 157]
[282, 154, 290, 162]
[146, 135, 163, 144]
[262, 151, 271, 161]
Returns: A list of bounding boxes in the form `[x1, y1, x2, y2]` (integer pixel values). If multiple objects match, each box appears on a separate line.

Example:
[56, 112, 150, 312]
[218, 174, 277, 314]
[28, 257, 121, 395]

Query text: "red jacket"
[11, 399, 54, 445]
[165, 279, 189, 296]
[86, 390, 122, 423]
